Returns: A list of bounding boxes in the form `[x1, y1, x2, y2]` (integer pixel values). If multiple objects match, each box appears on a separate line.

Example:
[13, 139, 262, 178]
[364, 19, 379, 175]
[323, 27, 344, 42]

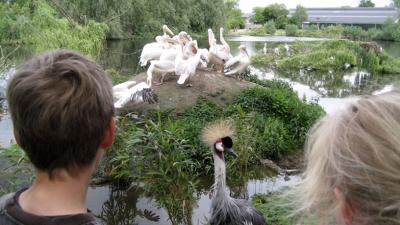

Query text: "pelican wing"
[224, 55, 241, 69]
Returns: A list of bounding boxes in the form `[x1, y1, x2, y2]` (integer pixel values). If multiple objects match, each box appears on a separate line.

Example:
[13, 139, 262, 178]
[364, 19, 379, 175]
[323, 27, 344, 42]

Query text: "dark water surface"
[1, 36, 400, 224]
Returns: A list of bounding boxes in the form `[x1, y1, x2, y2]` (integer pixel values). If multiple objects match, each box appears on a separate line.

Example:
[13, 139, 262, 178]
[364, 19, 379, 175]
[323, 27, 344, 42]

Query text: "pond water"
[1, 36, 400, 225]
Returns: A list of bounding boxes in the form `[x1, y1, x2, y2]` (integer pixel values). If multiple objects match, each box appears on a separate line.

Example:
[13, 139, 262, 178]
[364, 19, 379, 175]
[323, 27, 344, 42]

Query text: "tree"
[359, 0, 375, 7]
[226, 8, 244, 29]
[264, 21, 276, 34]
[290, 5, 307, 28]
[251, 7, 264, 24]
[262, 4, 288, 29]
[393, 0, 400, 7]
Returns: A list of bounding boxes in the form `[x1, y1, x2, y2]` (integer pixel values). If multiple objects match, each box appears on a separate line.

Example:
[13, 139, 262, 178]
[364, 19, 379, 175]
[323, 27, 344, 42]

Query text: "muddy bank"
[117, 70, 257, 114]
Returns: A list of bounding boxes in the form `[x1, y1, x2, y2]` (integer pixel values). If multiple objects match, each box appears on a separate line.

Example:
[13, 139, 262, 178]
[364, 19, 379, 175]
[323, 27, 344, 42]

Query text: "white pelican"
[113, 81, 158, 108]
[224, 45, 250, 78]
[140, 32, 189, 67]
[284, 43, 290, 56]
[146, 37, 199, 86]
[208, 28, 232, 70]
[263, 43, 267, 54]
[176, 41, 208, 86]
[274, 47, 280, 56]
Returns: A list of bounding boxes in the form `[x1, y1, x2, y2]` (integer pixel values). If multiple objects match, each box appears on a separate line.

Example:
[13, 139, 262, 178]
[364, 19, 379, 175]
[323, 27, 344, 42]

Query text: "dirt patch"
[118, 70, 256, 115]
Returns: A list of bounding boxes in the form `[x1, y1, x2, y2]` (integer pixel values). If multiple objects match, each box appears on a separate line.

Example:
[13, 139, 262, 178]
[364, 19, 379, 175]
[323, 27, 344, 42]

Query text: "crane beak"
[226, 148, 238, 158]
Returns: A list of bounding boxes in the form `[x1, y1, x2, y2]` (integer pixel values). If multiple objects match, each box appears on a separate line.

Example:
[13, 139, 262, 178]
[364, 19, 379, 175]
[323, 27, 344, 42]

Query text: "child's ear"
[100, 117, 116, 149]
[334, 187, 355, 225]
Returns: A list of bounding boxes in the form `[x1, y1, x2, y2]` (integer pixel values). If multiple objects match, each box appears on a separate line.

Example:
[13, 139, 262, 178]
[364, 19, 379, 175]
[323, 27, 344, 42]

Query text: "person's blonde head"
[294, 91, 400, 225]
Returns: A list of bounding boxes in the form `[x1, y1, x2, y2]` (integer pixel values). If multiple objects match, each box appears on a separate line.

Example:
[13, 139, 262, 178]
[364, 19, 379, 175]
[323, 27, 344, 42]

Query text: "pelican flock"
[114, 25, 251, 108]
[142, 25, 250, 87]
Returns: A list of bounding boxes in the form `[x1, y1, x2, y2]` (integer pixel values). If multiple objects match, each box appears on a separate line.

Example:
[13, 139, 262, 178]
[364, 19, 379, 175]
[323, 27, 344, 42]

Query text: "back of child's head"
[7, 49, 114, 177]
[293, 91, 400, 225]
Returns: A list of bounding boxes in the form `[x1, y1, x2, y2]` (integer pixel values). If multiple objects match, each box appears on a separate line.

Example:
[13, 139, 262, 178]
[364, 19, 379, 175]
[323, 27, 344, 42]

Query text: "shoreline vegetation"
[251, 39, 400, 75]
[231, 23, 400, 43]
[240, 3, 400, 43]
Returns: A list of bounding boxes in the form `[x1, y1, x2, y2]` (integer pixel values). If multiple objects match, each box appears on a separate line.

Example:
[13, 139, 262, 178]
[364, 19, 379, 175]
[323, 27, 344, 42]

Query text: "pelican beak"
[226, 148, 238, 158]
[165, 26, 174, 36]
[244, 49, 249, 57]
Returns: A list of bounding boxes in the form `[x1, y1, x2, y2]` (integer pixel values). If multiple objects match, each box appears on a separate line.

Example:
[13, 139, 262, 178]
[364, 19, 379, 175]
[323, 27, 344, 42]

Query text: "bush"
[0, 1, 108, 57]
[251, 54, 275, 67]
[234, 83, 325, 150]
[105, 77, 325, 182]
[362, 49, 380, 72]
[285, 24, 298, 36]
[264, 21, 276, 35]
[248, 28, 267, 36]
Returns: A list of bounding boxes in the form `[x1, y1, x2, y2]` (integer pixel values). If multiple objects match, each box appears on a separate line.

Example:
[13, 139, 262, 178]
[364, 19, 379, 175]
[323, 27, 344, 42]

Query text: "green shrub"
[278, 49, 357, 71]
[264, 21, 276, 35]
[362, 49, 380, 72]
[253, 192, 295, 225]
[249, 28, 267, 36]
[234, 84, 325, 151]
[251, 54, 275, 67]
[106, 68, 130, 85]
[343, 26, 367, 40]
[379, 53, 400, 74]
[0, 0, 108, 57]
[285, 24, 298, 36]
[105, 76, 325, 182]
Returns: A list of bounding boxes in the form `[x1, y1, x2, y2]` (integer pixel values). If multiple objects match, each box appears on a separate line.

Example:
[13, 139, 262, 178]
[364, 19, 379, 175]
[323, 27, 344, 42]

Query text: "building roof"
[289, 7, 399, 25]
[242, 13, 254, 19]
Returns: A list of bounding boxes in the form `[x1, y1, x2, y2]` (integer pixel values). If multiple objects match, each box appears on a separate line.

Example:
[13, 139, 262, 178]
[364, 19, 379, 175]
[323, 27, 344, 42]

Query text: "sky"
[239, 0, 393, 13]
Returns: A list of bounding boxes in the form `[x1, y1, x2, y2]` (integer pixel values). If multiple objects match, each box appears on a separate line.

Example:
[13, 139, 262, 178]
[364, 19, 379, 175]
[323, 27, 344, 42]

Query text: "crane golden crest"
[201, 120, 235, 147]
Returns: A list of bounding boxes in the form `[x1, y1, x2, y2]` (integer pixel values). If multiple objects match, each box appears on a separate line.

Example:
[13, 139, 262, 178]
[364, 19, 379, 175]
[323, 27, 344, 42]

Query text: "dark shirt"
[0, 188, 100, 225]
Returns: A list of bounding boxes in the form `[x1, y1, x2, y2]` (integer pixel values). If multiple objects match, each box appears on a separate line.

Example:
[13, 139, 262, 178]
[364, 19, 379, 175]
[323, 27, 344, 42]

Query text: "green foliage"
[262, 4, 288, 29]
[251, 54, 275, 67]
[343, 26, 368, 41]
[359, 0, 375, 7]
[251, 7, 265, 24]
[226, 8, 245, 29]
[253, 190, 317, 225]
[248, 28, 267, 36]
[253, 193, 295, 225]
[394, 0, 400, 7]
[289, 5, 308, 28]
[0, 145, 33, 195]
[234, 79, 325, 153]
[277, 40, 362, 72]
[251, 4, 288, 28]
[105, 78, 325, 182]
[264, 21, 276, 35]
[0, 0, 108, 57]
[362, 49, 380, 72]
[379, 53, 400, 74]
[106, 68, 130, 85]
[285, 24, 298, 36]
[380, 18, 400, 41]
[51, 0, 234, 39]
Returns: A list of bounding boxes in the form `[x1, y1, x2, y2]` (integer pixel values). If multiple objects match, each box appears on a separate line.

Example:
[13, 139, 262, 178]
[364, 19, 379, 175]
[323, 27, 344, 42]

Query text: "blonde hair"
[293, 91, 400, 225]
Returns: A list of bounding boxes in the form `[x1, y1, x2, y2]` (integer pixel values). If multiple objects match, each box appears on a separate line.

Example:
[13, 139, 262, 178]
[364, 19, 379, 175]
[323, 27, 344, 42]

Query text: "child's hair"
[7, 50, 114, 177]
[292, 91, 400, 225]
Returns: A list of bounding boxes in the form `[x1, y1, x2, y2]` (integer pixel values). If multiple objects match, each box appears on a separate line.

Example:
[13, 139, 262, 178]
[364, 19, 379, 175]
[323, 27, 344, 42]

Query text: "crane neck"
[213, 153, 228, 198]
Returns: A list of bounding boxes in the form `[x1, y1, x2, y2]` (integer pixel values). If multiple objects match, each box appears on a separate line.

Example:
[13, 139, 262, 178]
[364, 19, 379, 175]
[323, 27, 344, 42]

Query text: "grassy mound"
[252, 40, 400, 75]
[105, 75, 325, 183]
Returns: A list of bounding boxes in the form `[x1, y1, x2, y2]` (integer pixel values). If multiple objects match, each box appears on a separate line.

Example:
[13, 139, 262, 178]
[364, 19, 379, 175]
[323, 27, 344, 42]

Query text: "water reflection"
[88, 169, 299, 225]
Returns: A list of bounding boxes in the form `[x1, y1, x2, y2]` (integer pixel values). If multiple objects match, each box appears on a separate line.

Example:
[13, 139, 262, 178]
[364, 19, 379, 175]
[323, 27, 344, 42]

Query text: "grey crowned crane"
[201, 120, 267, 225]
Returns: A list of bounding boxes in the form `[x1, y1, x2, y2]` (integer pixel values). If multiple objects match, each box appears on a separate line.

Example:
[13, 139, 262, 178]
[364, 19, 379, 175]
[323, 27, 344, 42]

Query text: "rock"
[118, 70, 256, 114]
